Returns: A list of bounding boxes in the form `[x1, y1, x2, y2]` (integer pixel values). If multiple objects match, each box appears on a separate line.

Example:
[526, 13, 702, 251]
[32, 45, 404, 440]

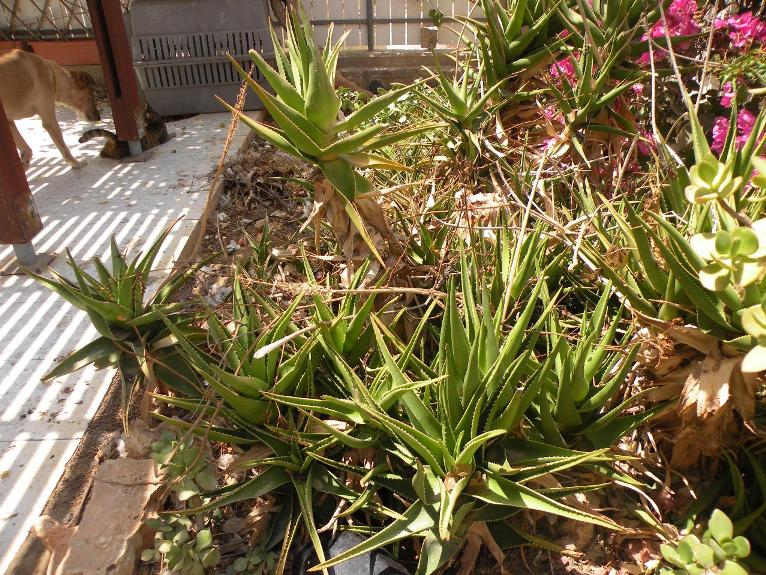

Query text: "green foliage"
[142, 515, 221, 575]
[464, 0, 562, 87]
[154, 269, 321, 426]
[152, 222, 657, 574]
[26, 222, 201, 411]
[660, 510, 751, 575]
[578, 96, 766, 352]
[98, 4, 766, 573]
[721, 48, 766, 86]
[419, 54, 503, 157]
[224, 6, 435, 205]
[151, 430, 218, 502]
[227, 546, 278, 574]
[536, 285, 652, 448]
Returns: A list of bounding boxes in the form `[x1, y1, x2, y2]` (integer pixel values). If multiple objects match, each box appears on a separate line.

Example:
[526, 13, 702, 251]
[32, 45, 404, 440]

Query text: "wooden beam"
[0, 100, 42, 245]
[86, 0, 139, 141]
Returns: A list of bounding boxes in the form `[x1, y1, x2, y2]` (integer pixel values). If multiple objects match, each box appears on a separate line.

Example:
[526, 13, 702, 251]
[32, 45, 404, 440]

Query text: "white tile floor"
[0, 106, 249, 572]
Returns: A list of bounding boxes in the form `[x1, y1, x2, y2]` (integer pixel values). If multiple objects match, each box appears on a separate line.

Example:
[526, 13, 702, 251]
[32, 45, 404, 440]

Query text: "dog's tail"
[78, 129, 117, 144]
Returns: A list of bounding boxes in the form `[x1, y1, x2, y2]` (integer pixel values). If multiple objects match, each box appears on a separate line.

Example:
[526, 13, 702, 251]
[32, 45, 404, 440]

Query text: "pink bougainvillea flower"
[542, 136, 559, 151]
[632, 83, 645, 96]
[637, 131, 656, 156]
[716, 11, 766, 49]
[667, 0, 700, 35]
[711, 116, 730, 154]
[736, 109, 757, 148]
[542, 106, 563, 123]
[721, 82, 735, 108]
[710, 110, 759, 154]
[638, 0, 700, 64]
[550, 55, 577, 86]
[637, 51, 652, 66]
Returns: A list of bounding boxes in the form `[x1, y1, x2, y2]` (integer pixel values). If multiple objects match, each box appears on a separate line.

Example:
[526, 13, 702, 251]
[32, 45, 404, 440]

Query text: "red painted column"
[86, 0, 140, 142]
[0, 100, 42, 246]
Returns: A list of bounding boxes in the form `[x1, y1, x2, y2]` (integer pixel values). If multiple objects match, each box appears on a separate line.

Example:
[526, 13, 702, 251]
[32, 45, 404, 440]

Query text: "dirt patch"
[174, 137, 317, 309]
[6, 373, 125, 575]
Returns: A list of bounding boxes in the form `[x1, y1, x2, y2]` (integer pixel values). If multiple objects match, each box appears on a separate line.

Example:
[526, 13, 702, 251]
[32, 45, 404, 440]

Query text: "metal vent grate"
[128, 0, 272, 116]
[134, 31, 265, 89]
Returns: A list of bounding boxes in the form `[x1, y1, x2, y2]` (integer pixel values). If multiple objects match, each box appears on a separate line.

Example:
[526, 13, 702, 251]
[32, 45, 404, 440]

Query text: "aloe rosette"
[220, 8, 437, 263]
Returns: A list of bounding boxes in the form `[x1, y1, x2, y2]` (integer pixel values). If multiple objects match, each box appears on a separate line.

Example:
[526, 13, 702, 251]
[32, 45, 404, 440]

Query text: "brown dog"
[0, 49, 100, 169]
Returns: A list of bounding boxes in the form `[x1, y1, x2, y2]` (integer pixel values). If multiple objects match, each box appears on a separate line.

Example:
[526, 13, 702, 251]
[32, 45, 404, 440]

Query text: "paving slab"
[0, 106, 249, 573]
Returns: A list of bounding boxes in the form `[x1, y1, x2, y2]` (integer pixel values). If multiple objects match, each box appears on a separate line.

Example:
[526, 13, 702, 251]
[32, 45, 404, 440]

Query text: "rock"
[293, 531, 408, 575]
[123, 420, 162, 459]
[54, 458, 164, 575]
[204, 283, 233, 306]
[34, 515, 76, 575]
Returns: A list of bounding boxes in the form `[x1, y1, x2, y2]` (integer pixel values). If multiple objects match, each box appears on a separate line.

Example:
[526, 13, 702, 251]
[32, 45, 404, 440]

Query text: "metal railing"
[1, 0, 476, 48]
[0, 0, 129, 41]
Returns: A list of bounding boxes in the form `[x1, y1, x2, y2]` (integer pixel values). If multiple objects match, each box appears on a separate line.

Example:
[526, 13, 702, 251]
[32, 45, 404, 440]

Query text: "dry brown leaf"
[455, 522, 507, 575]
[731, 370, 758, 421]
[679, 353, 739, 419]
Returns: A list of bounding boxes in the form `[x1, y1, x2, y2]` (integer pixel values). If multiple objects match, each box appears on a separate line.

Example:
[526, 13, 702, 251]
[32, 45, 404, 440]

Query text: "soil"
[174, 137, 317, 310]
[6, 372, 126, 575]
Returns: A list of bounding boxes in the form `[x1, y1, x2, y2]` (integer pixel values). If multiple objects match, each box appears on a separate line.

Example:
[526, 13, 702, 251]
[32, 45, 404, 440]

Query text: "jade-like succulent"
[227, 547, 278, 575]
[751, 156, 766, 189]
[690, 220, 766, 291]
[741, 299, 766, 373]
[660, 509, 751, 575]
[142, 515, 221, 575]
[685, 154, 743, 204]
[151, 431, 218, 502]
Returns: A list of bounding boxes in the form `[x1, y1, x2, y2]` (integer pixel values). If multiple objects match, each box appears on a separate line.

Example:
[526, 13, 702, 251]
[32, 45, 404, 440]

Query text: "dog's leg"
[40, 108, 84, 169]
[9, 121, 32, 168]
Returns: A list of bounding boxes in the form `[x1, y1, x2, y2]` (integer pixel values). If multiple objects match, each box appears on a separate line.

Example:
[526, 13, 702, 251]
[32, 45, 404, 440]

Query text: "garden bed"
[20, 1, 766, 574]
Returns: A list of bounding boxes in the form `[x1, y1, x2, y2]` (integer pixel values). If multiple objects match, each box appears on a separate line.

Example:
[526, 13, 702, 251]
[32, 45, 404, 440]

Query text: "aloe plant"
[222, 7, 437, 264]
[464, 0, 564, 87]
[419, 54, 504, 158]
[535, 283, 663, 449]
[151, 224, 651, 574]
[26, 223, 201, 414]
[264, 275, 623, 574]
[156, 271, 319, 427]
[545, 43, 641, 152]
[578, 98, 766, 346]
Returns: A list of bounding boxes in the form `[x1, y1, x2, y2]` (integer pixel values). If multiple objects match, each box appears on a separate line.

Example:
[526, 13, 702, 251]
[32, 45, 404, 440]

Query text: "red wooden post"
[0, 99, 43, 257]
[86, 0, 141, 143]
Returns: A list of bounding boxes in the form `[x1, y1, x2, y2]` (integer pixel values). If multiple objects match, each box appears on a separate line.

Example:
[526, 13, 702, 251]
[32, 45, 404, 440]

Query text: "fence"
[308, 0, 480, 50]
[1, 0, 478, 47]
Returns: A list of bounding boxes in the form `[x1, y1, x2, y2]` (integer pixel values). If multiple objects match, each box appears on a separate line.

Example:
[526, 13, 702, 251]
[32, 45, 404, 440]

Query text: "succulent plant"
[227, 547, 278, 575]
[660, 510, 751, 575]
[690, 221, 766, 291]
[142, 515, 220, 575]
[151, 431, 218, 502]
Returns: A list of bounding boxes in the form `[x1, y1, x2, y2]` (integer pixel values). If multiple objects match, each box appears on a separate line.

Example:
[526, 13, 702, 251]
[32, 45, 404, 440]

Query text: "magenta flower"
[550, 55, 577, 86]
[716, 11, 766, 50]
[736, 109, 757, 148]
[710, 110, 759, 155]
[711, 116, 730, 155]
[638, 0, 700, 64]
[637, 131, 656, 156]
[542, 106, 563, 123]
[721, 82, 735, 108]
